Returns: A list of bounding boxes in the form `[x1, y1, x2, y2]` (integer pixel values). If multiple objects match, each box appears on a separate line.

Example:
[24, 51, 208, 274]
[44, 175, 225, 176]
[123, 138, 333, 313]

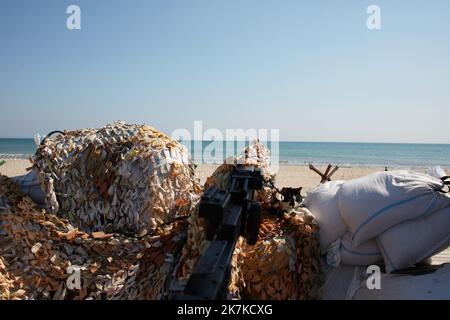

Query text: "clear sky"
[1, 0, 449, 143]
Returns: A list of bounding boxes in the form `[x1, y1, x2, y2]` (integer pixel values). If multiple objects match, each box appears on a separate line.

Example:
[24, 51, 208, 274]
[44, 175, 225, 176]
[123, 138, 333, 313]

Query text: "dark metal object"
[170, 165, 263, 300]
[40, 131, 65, 145]
[439, 176, 450, 193]
[392, 264, 443, 276]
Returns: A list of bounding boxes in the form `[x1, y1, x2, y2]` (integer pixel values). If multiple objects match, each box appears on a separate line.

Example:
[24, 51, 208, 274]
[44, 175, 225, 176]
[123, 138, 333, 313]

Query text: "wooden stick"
[310, 163, 340, 184]
[326, 166, 340, 181]
[323, 164, 332, 178]
[309, 164, 323, 177]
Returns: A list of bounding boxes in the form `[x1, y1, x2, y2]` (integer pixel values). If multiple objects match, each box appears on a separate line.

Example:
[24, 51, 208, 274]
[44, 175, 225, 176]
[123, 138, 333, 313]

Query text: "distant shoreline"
[1, 138, 450, 146]
[3, 138, 450, 168]
[0, 154, 450, 171]
[0, 154, 449, 171]
[0, 154, 448, 169]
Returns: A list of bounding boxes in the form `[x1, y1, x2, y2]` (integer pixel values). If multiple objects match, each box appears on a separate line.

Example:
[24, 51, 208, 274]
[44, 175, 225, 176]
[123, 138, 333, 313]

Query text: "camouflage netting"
[178, 142, 324, 300]
[32, 121, 201, 235]
[236, 210, 323, 299]
[0, 175, 187, 300]
[1, 130, 324, 300]
[1, 122, 202, 300]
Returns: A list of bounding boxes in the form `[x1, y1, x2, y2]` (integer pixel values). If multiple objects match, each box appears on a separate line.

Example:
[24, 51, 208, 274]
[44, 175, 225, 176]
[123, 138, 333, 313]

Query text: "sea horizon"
[1, 137, 450, 145]
[1, 138, 450, 168]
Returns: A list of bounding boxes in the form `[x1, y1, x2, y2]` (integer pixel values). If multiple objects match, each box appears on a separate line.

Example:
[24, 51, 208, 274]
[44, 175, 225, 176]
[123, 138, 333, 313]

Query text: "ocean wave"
[270, 160, 450, 169]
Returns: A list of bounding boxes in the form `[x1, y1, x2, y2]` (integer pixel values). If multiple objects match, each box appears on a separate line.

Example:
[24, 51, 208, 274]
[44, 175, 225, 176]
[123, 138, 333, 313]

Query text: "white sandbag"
[426, 166, 447, 179]
[377, 206, 450, 273]
[338, 170, 450, 246]
[303, 180, 347, 251]
[326, 233, 382, 267]
[13, 170, 46, 206]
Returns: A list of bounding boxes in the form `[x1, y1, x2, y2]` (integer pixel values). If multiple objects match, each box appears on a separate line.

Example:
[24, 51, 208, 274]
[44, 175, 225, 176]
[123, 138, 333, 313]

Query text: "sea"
[1, 138, 450, 168]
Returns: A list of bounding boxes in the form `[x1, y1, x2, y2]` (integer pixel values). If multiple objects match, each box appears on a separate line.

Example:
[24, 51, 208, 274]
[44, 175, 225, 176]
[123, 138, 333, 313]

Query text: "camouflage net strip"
[33, 122, 201, 236]
[1, 137, 324, 300]
[0, 176, 187, 300]
[237, 211, 323, 300]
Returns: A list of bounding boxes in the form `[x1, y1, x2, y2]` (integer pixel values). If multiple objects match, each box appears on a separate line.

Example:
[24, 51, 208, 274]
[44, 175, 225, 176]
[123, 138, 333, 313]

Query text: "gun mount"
[170, 165, 263, 300]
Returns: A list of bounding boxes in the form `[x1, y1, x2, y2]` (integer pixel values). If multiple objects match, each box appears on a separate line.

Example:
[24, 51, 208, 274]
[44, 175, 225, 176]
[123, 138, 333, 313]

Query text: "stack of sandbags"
[338, 171, 449, 246]
[337, 170, 450, 272]
[0, 175, 188, 300]
[302, 181, 346, 252]
[377, 206, 450, 273]
[32, 121, 201, 236]
[304, 170, 450, 271]
[303, 180, 382, 267]
[326, 234, 382, 267]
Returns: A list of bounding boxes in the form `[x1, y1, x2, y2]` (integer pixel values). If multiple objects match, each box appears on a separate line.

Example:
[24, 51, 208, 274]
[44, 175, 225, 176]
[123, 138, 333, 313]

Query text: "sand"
[0, 159, 33, 178]
[195, 164, 385, 193]
[0, 160, 437, 193]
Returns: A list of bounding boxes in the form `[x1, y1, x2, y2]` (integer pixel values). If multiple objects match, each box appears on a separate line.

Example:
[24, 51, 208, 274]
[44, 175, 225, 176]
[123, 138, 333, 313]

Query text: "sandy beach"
[0, 159, 33, 178]
[1, 159, 441, 193]
[195, 164, 388, 193]
[0, 159, 385, 191]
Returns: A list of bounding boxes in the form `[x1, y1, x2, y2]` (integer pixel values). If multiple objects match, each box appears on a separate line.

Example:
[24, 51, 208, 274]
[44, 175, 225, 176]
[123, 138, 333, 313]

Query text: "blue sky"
[1, 0, 450, 143]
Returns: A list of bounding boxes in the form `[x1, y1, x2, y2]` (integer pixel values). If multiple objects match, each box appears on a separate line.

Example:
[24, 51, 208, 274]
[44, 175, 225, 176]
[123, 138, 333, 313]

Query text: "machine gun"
[170, 165, 264, 300]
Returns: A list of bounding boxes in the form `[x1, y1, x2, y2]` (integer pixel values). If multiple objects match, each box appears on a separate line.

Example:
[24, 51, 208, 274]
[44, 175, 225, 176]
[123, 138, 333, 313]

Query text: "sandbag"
[326, 233, 382, 267]
[303, 181, 347, 251]
[13, 170, 46, 206]
[377, 206, 450, 273]
[338, 170, 450, 246]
